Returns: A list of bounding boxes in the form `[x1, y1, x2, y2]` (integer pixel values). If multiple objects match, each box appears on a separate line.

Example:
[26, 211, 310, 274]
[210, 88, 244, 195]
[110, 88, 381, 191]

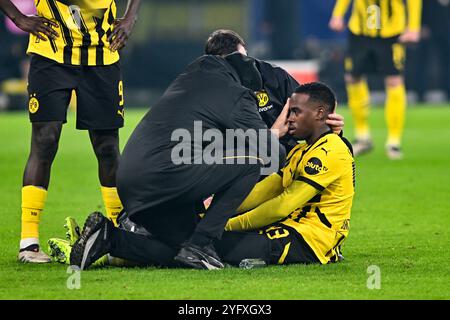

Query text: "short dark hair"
[204, 29, 246, 56]
[294, 82, 336, 114]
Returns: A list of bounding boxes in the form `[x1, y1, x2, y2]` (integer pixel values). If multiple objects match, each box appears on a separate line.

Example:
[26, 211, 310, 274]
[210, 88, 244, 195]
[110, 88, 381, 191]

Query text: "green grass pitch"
[0, 105, 449, 300]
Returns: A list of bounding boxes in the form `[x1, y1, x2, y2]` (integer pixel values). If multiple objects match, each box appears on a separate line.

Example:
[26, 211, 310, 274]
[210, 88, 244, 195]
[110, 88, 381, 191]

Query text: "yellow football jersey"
[226, 132, 355, 264]
[27, 0, 120, 65]
[280, 132, 355, 264]
[332, 0, 422, 38]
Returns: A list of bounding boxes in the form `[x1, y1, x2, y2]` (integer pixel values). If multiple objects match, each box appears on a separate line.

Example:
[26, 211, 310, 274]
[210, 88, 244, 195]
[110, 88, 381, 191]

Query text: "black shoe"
[70, 212, 112, 270]
[174, 243, 224, 270]
[117, 211, 152, 238]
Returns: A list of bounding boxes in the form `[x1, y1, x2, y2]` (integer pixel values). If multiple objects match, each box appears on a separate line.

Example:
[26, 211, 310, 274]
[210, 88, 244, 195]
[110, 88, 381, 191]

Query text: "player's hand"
[14, 14, 59, 41]
[329, 17, 345, 32]
[108, 17, 136, 51]
[326, 112, 344, 135]
[271, 98, 290, 138]
[399, 29, 420, 43]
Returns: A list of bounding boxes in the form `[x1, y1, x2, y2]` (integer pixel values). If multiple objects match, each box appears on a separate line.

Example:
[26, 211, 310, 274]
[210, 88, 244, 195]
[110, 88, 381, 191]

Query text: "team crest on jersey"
[256, 91, 269, 107]
[304, 157, 327, 175]
[29, 94, 39, 114]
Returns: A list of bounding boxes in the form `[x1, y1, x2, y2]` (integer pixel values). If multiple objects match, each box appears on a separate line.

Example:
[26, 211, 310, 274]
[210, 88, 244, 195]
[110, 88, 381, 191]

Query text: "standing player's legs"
[344, 35, 373, 156]
[77, 62, 124, 225]
[381, 41, 407, 160]
[20, 122, 63, 263]
[89, 129, 122, 225]
[384, 75, 406, 159]
[345, 75, 371, 144]
[19, 55, 78, 263]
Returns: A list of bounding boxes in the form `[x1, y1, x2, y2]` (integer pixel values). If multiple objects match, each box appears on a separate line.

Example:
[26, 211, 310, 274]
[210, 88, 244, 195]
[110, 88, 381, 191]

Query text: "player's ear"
[316, 106, 325, 120]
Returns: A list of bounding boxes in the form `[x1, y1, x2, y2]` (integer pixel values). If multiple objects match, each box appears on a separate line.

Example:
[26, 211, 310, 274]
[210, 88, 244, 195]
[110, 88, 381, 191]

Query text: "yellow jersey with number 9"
[27, 0, 120, 66]
[332, 0, 422, 38]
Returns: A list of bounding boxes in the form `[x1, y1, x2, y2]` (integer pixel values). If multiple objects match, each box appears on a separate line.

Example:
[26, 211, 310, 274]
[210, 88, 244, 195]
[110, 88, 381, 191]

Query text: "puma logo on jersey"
[321, 148, 329, 156]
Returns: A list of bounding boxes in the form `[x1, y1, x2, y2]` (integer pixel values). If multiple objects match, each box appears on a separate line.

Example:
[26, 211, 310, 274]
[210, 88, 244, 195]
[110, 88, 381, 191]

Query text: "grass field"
[0, 105, 449, 300]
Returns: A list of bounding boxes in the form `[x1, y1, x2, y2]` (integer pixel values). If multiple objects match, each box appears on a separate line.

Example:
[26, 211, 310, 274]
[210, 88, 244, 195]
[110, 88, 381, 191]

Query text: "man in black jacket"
[70, 53, 287, 270]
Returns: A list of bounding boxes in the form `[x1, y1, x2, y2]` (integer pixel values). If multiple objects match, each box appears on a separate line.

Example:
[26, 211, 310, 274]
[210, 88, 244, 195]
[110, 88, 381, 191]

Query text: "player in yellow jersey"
[0, 0, 141, 263]
[221, 82, 355, 264]
[329, 0, 422, 159]
[65, 82, 354, 269]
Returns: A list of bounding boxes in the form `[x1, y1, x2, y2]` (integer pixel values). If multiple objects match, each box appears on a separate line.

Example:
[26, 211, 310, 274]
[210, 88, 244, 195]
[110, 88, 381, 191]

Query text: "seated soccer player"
[217, 82, 355, 265]
[52, 82, 354, 269]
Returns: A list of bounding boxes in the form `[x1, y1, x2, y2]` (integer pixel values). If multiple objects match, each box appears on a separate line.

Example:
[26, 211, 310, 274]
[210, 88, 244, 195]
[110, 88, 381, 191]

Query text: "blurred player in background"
[0, 0, 141, 263]
[329, 0, 422, 159]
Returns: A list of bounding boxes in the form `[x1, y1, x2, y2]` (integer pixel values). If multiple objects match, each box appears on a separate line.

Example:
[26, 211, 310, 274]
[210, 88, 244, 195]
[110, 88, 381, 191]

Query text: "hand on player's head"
[326, 113, 344, 135]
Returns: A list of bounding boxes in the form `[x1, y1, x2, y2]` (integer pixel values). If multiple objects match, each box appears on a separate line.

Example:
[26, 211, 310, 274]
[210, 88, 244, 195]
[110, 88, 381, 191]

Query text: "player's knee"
[345, 74, 362, 84]
[94, 141, 119, 162]
[385, 76, 404, 88]
[32, 130, 60, 161]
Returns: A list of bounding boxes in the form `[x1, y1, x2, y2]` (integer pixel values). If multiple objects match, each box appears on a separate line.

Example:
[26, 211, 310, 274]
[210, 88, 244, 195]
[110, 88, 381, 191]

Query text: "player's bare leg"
[19, 121, 63, 263]
[89, 129, 123, 225]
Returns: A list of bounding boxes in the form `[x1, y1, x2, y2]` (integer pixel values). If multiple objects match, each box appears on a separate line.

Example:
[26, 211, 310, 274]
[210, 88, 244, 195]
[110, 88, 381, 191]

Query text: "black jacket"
[117, 55, 282, 215]
[255, 59, 300, 151]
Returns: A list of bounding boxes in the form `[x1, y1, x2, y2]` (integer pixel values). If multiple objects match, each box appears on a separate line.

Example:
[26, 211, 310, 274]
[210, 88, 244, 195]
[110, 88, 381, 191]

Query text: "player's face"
[287, 93, 315, 139]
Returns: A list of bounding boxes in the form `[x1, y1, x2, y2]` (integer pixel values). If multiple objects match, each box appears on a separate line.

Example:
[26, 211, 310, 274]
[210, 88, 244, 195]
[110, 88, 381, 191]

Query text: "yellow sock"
[101, 186, 123, 226]
[21, 186, 47, 241]
[385, 84, 406, 146]
[347, 80, 371, 140]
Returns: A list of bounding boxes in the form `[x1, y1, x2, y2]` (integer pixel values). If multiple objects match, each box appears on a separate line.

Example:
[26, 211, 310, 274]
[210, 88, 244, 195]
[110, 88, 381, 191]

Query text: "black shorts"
[345, 34, 405, 77]
[215, 223, 320, 266]
[27, 54, 124, 130]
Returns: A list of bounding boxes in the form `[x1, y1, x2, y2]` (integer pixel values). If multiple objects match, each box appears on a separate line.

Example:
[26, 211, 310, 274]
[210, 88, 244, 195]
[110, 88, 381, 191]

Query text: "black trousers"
[129, 162, 262, 247]
[109, 224, 320, 267]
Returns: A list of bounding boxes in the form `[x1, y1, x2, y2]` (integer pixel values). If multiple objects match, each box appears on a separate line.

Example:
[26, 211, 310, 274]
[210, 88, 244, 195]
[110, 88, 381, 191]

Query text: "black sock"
[189, 232, 212, 248]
